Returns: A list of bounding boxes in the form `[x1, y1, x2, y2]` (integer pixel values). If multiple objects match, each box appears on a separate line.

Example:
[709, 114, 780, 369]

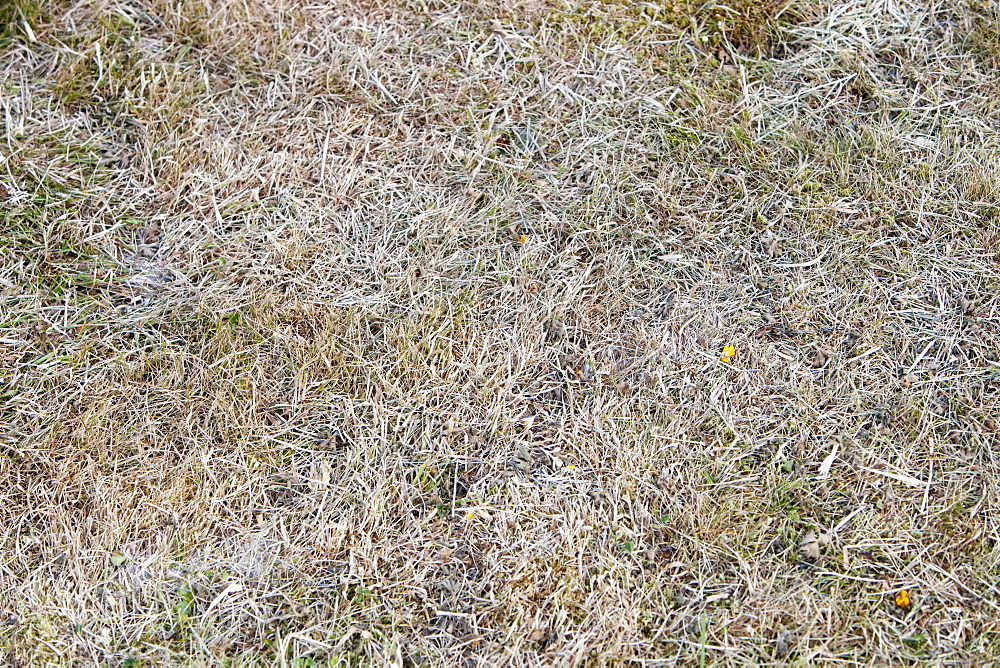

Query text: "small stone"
[775, 630, 796, 658]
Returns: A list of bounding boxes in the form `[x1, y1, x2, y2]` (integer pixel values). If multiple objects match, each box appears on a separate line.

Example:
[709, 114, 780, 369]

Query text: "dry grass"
[3, 0, 1000, 664]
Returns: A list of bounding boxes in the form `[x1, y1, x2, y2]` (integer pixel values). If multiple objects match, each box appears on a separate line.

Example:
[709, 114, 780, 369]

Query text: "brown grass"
[3, 0, 1000, 664]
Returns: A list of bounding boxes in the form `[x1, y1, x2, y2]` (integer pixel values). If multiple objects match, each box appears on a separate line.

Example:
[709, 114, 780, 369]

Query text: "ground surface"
[2, 0, 1000, 664]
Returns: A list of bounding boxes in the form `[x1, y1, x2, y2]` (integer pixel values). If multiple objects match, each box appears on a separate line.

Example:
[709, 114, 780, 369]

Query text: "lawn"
[2, 0, 1000, 664]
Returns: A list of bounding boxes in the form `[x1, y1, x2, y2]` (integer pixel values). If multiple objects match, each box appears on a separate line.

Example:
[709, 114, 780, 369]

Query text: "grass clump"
[0, 0, 46, 46]
[653, 0, 815, 53]
[966, 0, 1000, 62]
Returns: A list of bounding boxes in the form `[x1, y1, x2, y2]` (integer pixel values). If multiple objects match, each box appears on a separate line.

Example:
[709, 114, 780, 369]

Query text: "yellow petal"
[895, 590, 911, 608]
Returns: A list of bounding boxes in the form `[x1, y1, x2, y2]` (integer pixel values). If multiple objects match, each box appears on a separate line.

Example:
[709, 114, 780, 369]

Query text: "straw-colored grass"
[3, 0, 1000, 664]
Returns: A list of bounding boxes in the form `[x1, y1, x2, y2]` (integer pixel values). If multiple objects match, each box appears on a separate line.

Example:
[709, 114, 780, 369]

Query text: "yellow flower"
[721, 344, 736, 363]
[895, 589, 911, 609]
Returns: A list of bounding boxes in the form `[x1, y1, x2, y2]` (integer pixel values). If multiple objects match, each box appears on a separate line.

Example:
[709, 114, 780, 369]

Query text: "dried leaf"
[798, 531, 820, 561]
[798, 530, 830, 561]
